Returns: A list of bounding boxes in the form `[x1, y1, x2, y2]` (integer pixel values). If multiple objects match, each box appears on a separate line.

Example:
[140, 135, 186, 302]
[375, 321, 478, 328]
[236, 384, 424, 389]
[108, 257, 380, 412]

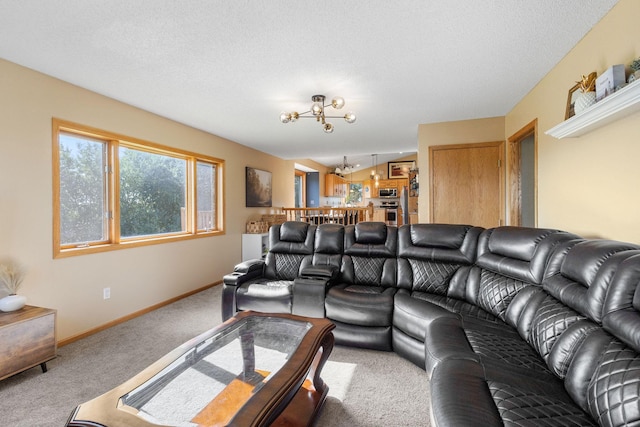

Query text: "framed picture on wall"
[388, 161, 413, 179]
[565, 82, 581, 119]
[246, 167, 272, 207]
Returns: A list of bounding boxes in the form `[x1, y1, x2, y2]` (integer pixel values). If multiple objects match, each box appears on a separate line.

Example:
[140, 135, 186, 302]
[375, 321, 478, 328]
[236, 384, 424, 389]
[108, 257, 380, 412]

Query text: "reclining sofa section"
[222, 221, 640, 426]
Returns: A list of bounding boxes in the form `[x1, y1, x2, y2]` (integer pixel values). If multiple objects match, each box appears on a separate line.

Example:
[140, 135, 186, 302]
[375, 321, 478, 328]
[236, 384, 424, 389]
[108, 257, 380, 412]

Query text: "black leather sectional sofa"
[222, 221, 640, 426]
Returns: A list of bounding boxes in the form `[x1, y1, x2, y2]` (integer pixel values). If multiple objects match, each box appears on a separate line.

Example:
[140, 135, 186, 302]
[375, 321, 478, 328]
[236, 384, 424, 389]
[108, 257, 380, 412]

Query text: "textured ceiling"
[0, 1, 619, 171]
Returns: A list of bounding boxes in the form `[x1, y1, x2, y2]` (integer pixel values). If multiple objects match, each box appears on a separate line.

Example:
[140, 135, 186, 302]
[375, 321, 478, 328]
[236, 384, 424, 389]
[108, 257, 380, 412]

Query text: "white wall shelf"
[546, 80, 640, 139]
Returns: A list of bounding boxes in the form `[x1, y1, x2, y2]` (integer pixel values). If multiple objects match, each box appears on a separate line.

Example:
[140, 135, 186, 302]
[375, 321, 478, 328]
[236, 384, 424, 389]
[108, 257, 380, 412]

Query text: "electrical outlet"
[103, 287, 111, 300]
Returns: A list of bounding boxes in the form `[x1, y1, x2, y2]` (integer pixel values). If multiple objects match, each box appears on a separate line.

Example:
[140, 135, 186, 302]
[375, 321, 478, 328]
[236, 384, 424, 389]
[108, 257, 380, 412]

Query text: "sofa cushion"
[431, 358, 598, 427]
[236, 279, 293, 313]
[325, 283, 396, 326]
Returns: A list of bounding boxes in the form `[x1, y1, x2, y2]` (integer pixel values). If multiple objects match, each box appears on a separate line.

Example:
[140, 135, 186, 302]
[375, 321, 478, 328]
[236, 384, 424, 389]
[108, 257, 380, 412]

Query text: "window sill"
[54, 230, 225, 258]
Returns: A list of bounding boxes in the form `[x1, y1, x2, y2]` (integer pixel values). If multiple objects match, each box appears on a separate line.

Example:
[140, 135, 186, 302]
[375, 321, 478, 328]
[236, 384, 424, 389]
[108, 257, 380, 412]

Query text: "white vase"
[574, 91, 596, 115]
[0, 294, 27, 312]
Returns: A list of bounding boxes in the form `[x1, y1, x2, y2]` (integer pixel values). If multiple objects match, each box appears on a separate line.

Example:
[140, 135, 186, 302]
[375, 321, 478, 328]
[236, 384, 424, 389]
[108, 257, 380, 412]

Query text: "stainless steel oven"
[381, 201, 398, 226]
[385, 208, 398, 226]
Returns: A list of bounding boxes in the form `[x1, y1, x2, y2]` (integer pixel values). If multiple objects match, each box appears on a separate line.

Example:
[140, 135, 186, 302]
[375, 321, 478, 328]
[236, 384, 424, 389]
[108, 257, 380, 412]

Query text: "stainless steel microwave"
[379, 187, 397, 198]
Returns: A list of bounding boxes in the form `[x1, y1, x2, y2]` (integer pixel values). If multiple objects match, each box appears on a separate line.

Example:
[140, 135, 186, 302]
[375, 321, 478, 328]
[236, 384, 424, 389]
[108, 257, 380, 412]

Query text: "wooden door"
[430, 141, 504, 228]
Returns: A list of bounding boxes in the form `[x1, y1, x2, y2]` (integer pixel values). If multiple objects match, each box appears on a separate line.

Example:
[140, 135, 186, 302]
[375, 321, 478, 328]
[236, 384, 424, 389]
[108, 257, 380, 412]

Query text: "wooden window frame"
[52, 119, 225, 258]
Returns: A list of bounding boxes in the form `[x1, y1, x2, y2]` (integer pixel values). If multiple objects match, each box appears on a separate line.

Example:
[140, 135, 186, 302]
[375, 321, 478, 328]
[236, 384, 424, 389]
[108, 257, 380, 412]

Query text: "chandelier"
[334, 156, 358, 175]
[280, 95, 356, 133]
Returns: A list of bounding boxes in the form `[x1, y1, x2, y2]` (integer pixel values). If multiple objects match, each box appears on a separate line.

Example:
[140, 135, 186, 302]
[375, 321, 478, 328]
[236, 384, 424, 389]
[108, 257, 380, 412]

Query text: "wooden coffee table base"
[66, 312, 335, 427]
[271, 334, 334, 426]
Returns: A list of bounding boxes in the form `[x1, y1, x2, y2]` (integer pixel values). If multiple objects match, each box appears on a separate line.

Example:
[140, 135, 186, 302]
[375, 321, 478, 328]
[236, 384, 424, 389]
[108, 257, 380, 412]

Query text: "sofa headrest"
[544, 240, 640, 323]
[409, 223, 473, 249]
[344, 222, 397, 258]
[559, 240, 640, 287]
[487, 227, 565, 262]
[315, 224, 344, 254]
[355, 222, 387, 244]
[603, 253, 640, 352]
[398, 224, 483, 264]
[477, 227, 580, 284]
[269, 221, 316, 255]
[279, 221, 311, 242]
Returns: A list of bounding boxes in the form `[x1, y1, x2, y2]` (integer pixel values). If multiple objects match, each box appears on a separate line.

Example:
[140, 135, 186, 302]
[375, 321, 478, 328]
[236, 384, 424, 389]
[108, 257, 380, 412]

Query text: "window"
[53, 119, 224, 257]
[346, 182, 363, 205]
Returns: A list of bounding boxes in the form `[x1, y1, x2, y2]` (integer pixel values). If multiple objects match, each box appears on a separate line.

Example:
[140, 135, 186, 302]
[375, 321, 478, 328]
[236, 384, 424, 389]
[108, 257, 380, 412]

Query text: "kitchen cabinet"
[372, 209, 386, 222]
[363, 179, 378, 199]
[377, 179, 396, 189]
[378, 179, 409, 190]
[324, 174, 347, 197]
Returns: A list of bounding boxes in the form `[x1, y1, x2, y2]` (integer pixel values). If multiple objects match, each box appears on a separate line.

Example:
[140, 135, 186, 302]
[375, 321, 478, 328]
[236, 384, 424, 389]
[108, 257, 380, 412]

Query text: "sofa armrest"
[223, 259, 265, 287]
[300, 265, 339, 280]
[430, 359, 503, 427]
[292, 275, 332, 318]
[424, 316, 480, 379]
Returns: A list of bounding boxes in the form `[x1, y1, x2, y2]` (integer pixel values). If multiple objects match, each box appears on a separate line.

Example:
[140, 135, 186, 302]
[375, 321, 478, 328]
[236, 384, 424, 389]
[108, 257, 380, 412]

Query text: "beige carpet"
[0, 285, 430, 426]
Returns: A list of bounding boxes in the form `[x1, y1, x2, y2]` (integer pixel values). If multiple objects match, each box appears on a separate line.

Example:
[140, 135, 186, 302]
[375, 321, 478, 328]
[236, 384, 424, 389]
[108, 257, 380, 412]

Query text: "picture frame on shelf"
[388, 161, 413, 179]
[246, 166, 272, 207]
[565, 82, 581, 120]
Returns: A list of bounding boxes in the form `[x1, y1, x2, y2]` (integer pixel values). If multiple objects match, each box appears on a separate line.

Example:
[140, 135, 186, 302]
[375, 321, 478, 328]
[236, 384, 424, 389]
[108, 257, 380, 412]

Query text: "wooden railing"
[180, 208, 215, 231]
[281, 207, 373, 225]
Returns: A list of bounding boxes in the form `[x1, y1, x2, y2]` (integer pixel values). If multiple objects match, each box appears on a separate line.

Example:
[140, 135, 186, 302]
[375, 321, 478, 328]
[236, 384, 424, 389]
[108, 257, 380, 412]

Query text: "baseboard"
[57, 281, 222, 347]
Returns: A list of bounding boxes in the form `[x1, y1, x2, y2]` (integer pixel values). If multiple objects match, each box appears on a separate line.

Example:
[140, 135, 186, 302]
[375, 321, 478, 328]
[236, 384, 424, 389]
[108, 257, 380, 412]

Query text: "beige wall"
[417, 117, 505, 222]
[418, 0, 640, 243]
[506, 0, 640, 242]
[0, 59, 298, 341]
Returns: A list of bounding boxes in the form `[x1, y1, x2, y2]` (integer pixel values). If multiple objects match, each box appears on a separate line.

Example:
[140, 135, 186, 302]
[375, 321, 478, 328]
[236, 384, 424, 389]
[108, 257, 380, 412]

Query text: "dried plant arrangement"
[0, 260, 26, 295]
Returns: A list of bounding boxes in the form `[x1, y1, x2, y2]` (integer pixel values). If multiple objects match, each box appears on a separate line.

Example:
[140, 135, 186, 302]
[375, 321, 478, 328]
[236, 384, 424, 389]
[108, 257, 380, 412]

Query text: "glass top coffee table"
[66, 311, 335, 427]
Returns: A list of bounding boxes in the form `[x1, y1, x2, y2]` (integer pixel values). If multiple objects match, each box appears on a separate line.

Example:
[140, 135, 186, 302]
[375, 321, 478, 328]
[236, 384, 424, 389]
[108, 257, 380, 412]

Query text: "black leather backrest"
[344, 222, 396, 257]
[561, 253, 640, 427]
[543, 240, 640, 324]
[308, 223, 344, 270]
[468, 227, 580, 321]
[264, 222, 316, 280]
[397, 224, 483, 293]
[476, 227, 581, 284]
[341, 222, 397, 287]
[603, 253, 640, 351]
[268, 221, 316, 254]
[398, 223, 482, 262]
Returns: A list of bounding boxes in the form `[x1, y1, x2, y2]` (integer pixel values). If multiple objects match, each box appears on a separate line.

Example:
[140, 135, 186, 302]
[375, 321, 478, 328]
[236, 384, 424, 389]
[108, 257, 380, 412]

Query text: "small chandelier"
[335, 156, 358, 175]
[280, 95, 356, 133]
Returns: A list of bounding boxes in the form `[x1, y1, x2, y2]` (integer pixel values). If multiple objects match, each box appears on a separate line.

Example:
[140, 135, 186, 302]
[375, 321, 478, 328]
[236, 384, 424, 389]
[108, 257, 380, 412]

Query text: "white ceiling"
[0, 1, 619, 171]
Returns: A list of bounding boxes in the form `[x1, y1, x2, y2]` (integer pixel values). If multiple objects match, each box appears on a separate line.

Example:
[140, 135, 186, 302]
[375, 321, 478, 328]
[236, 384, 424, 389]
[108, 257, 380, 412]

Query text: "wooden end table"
[66, 311, 335, 427]
[0, 305, 57, 381]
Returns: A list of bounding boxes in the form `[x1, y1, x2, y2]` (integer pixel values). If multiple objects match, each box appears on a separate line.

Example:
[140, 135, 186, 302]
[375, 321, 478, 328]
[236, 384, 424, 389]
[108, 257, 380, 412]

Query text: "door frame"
[294, 169, 306, 208]
[507, 119, 538, 226]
